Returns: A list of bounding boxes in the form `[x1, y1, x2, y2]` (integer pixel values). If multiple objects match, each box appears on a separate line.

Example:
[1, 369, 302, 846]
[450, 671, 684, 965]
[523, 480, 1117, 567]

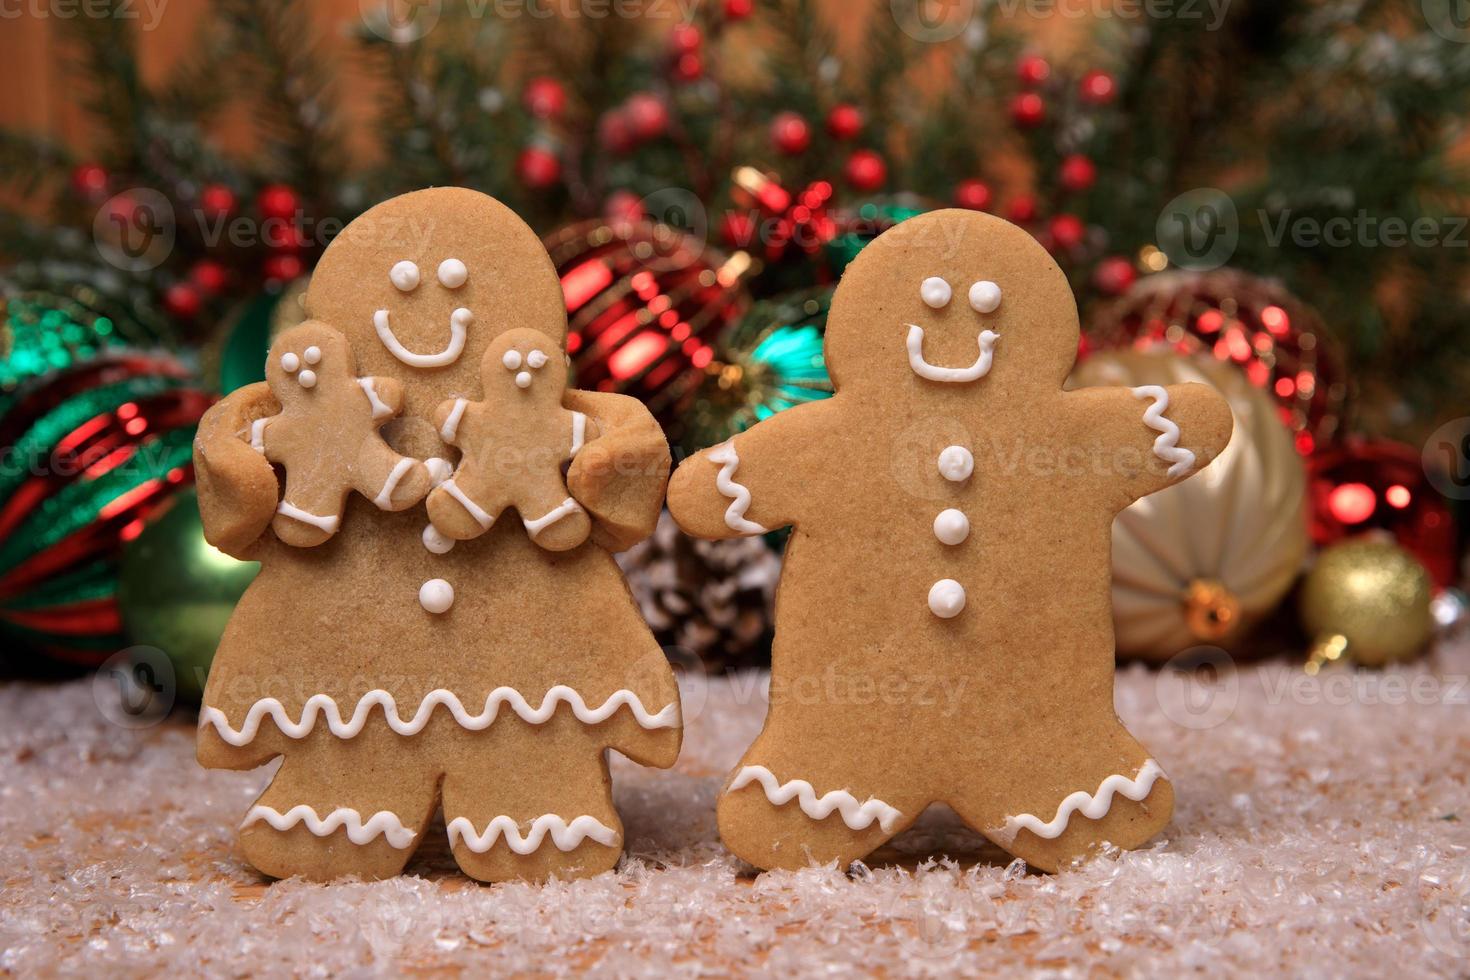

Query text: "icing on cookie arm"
[193, 381, 282, 559]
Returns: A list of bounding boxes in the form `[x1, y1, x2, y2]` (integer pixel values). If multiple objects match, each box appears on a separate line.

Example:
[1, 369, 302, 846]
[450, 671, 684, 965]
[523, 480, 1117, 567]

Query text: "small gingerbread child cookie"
[667, 208, 1234, 873]
[254, 322, 432, 547]
[427, 328, 598, 552]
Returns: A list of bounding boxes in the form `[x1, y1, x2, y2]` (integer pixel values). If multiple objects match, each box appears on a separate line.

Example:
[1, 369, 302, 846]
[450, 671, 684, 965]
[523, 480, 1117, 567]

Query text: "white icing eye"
[297, 369, 318, 389]
[389, 260, 420, 291]
[502, 350, 523, 370]
[303, 345, 321, 365]
[969, 280, 1002, 313]
[438, 258, 468, 288]
[280, 352, 300, 373]
[920, 277, 952, 309]
[527, 349, 548, 369]
[515, 371, 532, 389]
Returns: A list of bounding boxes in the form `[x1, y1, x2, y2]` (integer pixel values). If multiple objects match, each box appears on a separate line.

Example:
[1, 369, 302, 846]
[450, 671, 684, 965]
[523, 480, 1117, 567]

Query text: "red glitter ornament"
[262, 253, 304, 283]
[256, 184, 300, 222]
[826, 104, 863, 141]
[1092, 256, 1136, 296]
[1005, 196, 1038, 224]
[1079, 69, 1118, 105]
[625, 93, 670, 141]
[953, 180, 992, 211]
[523, 76, 567, 120]
[670, 23, 702, 54]
[844, 150, 887, 192]
[672, 51, 704, 82]
[1016, 54, 1051, 87]
[162, 283, 201, 320]
[1011, 92, 1045, 128]
[516, 147, 562, 189]
[770, 112, 811, 155]
[1059, 154, 1097, 193]
[724, 0, 754, 18]
[199, 183, 237, 221]
[1049, 213, 1085, 250]
[70, 163, 109, 199]
[189, 260, 229, 296]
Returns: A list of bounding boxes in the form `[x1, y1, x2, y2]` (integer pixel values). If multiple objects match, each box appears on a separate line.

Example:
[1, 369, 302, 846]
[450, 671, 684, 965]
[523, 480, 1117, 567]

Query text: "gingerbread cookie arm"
[564, 390, 668, 553]
[193, 382, 282, 559]
[1061, 382, 1233, 508]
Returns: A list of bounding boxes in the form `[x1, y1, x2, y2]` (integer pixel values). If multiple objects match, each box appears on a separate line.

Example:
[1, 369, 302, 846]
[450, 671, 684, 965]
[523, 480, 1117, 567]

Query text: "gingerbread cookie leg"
[237, 731, 440, 882]
[442, 718, 622, 884]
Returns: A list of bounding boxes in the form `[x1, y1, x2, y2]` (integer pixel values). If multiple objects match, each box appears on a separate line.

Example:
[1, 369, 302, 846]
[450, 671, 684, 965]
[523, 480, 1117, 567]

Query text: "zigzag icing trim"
[728, 765, 902, 833]
[200, 686, 680, 747]
[1131, 386, 1195, 478]
[707, 441, 768, 535]
[241, 804, 417, 848]
[447, 814, 619, 854]
[994, 759, 1166, 844]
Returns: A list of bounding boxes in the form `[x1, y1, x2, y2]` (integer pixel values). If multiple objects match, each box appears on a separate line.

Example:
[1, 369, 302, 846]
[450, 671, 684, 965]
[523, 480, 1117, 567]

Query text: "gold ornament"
[1300, 538, 1434, 670]
[1070, 350, 1310, 660]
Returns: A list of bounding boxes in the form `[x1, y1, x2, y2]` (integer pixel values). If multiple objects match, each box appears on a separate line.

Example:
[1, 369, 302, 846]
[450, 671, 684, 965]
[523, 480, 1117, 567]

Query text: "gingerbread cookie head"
[823, 208, 1080, 402]
[265, 321, 353, 400]
[481, 327, 569, 409]
[303, 188, 568, 423]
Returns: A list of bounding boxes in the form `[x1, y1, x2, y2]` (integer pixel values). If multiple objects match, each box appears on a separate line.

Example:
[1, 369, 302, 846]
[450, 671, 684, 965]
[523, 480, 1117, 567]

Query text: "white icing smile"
[905, 325, 1000, 383]
[373, 307, 471, 368]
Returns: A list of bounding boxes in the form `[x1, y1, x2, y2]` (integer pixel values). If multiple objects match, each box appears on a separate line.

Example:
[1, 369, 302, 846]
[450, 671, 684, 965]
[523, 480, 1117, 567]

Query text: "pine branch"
[61, 1, 147, 169]
[0, 131, 75, 196]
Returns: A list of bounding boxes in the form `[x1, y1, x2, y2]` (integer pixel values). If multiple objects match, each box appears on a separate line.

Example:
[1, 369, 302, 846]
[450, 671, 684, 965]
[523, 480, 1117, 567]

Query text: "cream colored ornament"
[1070, 349, 1309, 660]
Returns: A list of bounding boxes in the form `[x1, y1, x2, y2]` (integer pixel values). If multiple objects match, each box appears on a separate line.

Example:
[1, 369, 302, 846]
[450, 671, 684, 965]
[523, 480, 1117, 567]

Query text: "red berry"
[263, 253, 304, 283]
[1092, 255, 1137, 295]
[70, 163, 109, 199]
[516, 147, 562, 189]
[1058, 154, 1097, 193]
[770, 112, 811, 155]
[844, 150, 887, 192]
[189, 259, 228, 295]
[1005, 196, 1038, 224]
[1079, 69, 1117, 105]
[1011, 92, 1045, 128]
[670, 23, 702, 54]
[604, 190, 645, 224]
[256, 184, 300, 222]
[672, 51, 703, 82]
[826, 104, 863, 141]
[724, 0, 754, 18]
[163, 282, 202, 319]
[199, 183, 237, 220]
[523, 77, 567, 120]
[1049, 213, 1085, 250]
[1016, 54, 1051, 87]
[625, 93, 670, 141]
[720, 210, 758, 249]
[953, 179, 992, 211]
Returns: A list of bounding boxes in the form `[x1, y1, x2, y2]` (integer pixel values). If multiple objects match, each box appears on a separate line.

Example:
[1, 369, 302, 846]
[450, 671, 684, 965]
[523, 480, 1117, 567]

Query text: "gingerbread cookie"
[666, 208, 1233, 873]
[427, 328, 597, 552]
[193, 188, 680, 884]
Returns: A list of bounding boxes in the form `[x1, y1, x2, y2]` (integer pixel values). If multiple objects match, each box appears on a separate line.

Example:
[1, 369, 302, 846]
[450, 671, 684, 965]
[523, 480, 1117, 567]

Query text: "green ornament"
[824, 196, 932, 275]
[117, 488, 258, 702]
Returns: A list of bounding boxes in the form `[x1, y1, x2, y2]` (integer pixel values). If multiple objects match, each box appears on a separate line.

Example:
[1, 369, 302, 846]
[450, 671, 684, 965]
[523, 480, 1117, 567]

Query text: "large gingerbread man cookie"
[667, 209, 1233, 872]
[193, 189, 680, 884]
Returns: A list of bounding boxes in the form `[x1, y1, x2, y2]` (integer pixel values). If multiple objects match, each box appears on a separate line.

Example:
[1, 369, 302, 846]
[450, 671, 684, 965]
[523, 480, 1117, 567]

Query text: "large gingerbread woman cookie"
[667, 209, 1233, 872]
[193, 188, 681, 884]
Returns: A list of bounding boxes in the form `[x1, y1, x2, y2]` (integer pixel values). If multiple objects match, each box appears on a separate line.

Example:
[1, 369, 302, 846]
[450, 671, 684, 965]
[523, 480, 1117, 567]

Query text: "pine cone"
[617, 511, 781, 672]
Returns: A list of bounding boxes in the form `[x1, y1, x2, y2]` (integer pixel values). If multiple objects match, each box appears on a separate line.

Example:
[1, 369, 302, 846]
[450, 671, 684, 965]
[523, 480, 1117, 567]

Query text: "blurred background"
[0, 0, 1467, 697]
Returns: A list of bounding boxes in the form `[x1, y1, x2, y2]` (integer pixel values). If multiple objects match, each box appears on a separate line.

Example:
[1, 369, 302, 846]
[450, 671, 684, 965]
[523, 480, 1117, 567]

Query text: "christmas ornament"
[1005, 195, 1038, 224]
[729, 167, 837, 262]
[1079, 69, 1117, 105]
[624, 93, 670, 141]
[1016, 54, 1051, 87]
[843, 150, 887, 192]
[1300, 538, 1434, 671]
[1070, 350, 1310, 660]
[679, 286, 834, 451]
[1059, 154, 1097, 193]
[544, 219, 754, 423]
[954, 179, 992, 211]
[199, 183, 237, 221]
[162, 282, 202, 320]
[1011, 92, 1045, 128]
[255, 184, 300, 222]
[189, 259, 229, 296]
[724, 0, 753, 18]
[669, 23, 701, 54]
[1092, 256, 1137, 296]
[516, 147, 562, 189]
[826, 104, 863, 141]
[523, 76, 568, 119]
[770, 112, 811, 155]
[70, 163, 109, 200]
[117, 488, 258, 702]
[1087, 269, 1346, 452]
[261, 252, 304, 284]
[0, 295, 210, 669]
[823, 195, 931, 275]
[1307, 438, 1457, 587]
[617, 511, 781, 672]
[598, 110, 636, 154]
[1049, 213, 1085, 250]
[672, 51, 703, 82]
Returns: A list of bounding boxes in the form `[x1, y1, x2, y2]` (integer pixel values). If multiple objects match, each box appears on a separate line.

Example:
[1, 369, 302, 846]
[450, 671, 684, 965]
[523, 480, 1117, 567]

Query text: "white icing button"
[389, 260, 420, 291]
[422, 525, 455, 555]
[937, 445, 974, 482]
[920, 276, 952, 309]
[928, 579, 966, 618]
[297, 369, 317, 389]
[527, 349, 548, 369]
[515, 371, 532, 389]
[280, 352, 300, 373]
[934, 509, 970, 545]
[419, 578, 454, 613]
[424, 457, 453, 486]
[438, 258, 468, 288]
[303, 345, 322, 365]
[969, 280, 1002, 313]
[502, 350, 523, 370]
